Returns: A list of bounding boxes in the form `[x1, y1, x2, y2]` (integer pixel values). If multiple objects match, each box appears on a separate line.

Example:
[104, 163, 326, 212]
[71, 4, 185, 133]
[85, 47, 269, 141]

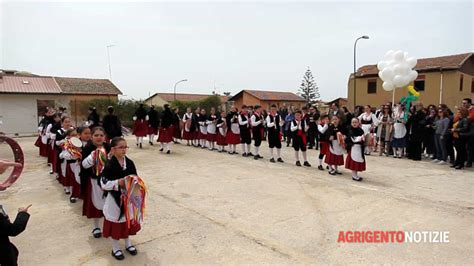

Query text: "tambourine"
[69, 137, 83, 148]
[0, 135, 24, 191]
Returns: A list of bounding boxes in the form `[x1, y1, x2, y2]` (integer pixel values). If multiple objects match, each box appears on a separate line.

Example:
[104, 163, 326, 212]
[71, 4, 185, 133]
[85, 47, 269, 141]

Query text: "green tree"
[298, 68, 320, 105]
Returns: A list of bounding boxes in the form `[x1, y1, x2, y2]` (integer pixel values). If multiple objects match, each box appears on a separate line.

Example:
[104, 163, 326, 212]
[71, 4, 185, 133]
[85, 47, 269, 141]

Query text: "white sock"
[125, 238, 133, 248]
[295, 151, 300, 161]
[277, 148, 281, 159]
[136, 136, 139, 144]
[255, 146, 259, 155]
[247, 144, 251, 153]
[93, 218, 101, 229]
[112, 239, 121, 253]
[302, 151, 307, 162]
[242, 144, 246, 153]
[139, 137, 143, 144]
[233, 145, 237, 152]
[335, 165, 338, 172]
[167, 142, 173, 151]
[352, 170, 358, 178]
[269, 148, 274, 159]
[319, 158, 323, 165]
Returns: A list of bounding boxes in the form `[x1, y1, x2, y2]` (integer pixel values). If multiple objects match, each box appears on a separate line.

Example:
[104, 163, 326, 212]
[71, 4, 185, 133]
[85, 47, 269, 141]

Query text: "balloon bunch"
[377, 50, 418, 91]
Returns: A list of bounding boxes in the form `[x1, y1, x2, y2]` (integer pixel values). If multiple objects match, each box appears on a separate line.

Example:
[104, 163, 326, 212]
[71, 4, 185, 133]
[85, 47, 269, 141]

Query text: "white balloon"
[380, 67, 394, 81]
[393, 64, 405, 75]
[408, 70, 418, 81]
[393, 50, 404, 62]
[384, 50, 395, 60]
[377, 61, 388, 71]
[403, 52, 409, 60]
[393, 75, 406, 87]
[407, 57, 417, 68]
[383, 81, 394, 91]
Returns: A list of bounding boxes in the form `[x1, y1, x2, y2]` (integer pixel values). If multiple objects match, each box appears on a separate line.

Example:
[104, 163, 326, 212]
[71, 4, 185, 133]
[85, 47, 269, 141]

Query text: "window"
[460, 74, 464, 91]
[367, 79, 377, 94]
[471, 78, 474, 93]
[414, 75, 425, 91]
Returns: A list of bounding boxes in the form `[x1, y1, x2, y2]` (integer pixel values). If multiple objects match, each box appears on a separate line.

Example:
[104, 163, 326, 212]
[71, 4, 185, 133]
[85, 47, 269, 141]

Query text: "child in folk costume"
[55, 116, 73, 187]
[132, 104, 148, 149]
[46, 113, 61, 174]
[78, 126, 91, 146]
[81, 127, 110, 238]
[59, 128, 82, 202]
[317, 114, 330, 171]
[172, 108, 182, 143]
[158, 104, 174, 154]
[239, 105, 252, 157]
[191, 107, 201, 147]
[147, 105, 160, 145]
[345, 118, 366, 181]
[376, 105, 393, 156]
[266, 104, 284, 163]
[206, 107, 218, 150]
[101, 137, 141, 260]
[226, 107, 241, 154]
[198, 109, 208, 149]
[251, 105, 265, 160]
[35, 113, 50, 157]
[216, 111, 228, 152]
[291, 111, 311, 167]
[325, 116, 345, 175]
[357, 105, 379, 155]
[182, 107, 194, 146]
[391, 104, 407, 158]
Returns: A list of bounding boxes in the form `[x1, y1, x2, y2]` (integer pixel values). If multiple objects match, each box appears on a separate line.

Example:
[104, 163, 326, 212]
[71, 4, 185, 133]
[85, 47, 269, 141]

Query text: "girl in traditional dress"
[357, 105, 379, 155]
[55, 116, 73, 187]
[191, 107, 201, 147]
[216, 111, 228, 152]
[317, 114, 330, 170]
[391, 104, 407, 158]
[376, 105, 393, 156]
[345, 118, 366, 181]
[182, 107, 194, 146]
[101, 137, 141, 260]
[206, 107, 218, 150]
[291, 111, 311, 167]
[158, 104, 174, 154]
[147, 106, 160, 145]
[59, 128, 82, 202]
[132, 104, 148, 149]
[325, 116, 345, 175]
[81, 127, 110, 238]
[226, 107, 240, 154]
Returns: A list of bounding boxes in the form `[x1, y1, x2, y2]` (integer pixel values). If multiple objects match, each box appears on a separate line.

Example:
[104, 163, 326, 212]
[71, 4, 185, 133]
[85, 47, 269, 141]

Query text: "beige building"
[347, 52, 474, 110]
[145, 92, 229, 111]
[0, 70, 121, 136]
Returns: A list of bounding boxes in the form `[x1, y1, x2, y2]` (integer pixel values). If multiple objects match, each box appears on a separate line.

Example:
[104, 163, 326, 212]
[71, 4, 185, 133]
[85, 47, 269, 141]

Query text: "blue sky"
[1, 1, 472, 101]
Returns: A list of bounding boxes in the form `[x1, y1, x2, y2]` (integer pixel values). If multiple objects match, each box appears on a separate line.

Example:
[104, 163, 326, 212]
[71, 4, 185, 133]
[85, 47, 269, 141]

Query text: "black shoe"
[248, 152, 254, 157]
[328, 170, 336, 175]
[69, 197, 77, 203]
[49, 170, 54, 174]
[308, 146, 313, 149]
[296, 161, 301, 167]
[258, 155, 263, 159]
[466, 162, 472, 167]
[112, 250, 125, 260]
[303, 161, 311, 167]
[136, 143, 138, 147]
[352, 176, 363, 182]
[254, 155, 259, 160]
[65, 190, 71, 195]
[242, 153, 248, 157]
[318, 165, 324, 171]
[326, 165, 329, 170]
[126, 245, 138, 256]
[159, 148, 164, 152]
[277, 158, 284, 163]
[92, 228, 102, 238]
[139, 143, 142, 149]
[166, 150, 171, 154]
[270, 158, 275, 163]
[150, 142, 154, 146]
[455, 165, 464, 170]
[450, 164, 457, 168]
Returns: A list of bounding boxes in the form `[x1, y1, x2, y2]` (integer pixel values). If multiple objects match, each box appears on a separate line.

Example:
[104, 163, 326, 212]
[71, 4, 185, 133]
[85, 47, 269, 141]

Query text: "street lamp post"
[353, 35, 369, 108]
[174, 79, 188, 101]
[106, 44, 115, 80]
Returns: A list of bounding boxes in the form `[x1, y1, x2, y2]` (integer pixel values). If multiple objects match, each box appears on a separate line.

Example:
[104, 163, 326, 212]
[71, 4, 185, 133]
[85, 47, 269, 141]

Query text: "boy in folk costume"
[182, 107, 194, 146]
[251, 105, 265, 160]
[59, 128, 82, 203]
[266, 104, 284, 163]
[317, 114, 330, 170]
[345, 118, 366, 181]
[216, 111, 228, 152]
[226, 107, 241, 154]
[325, 116, 345, 175]
[132, 104, 148, 149]
[206, 107, 218, 151]
[147, 105, 160, 145]
[158, 104, 174, 154]
[357, 105, 379, 155]
[172, 108, 182, 143]
[101, 137, 141, 260]
[291, 111, 311, 167]
[81, 127, 110, 238]
[239, 105, 252, 157]
[191, 107, 201, 147]
[198, 109, 208, 149]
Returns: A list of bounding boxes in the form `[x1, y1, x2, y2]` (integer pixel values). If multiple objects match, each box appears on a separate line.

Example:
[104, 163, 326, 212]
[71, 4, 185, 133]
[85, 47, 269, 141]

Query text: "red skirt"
[198, 131, 207, 140]
[172, 125, 181, 139]
[133, 120, 148, 137]
[319, 141, 329, 156]
[82, 178, 103, 218]
[345, 152, 366, 171]
[67, 165, 82, 199]
[158, 127, 173, 143]
[216, 133, 227, 146]
[226, 131, 241, 145]
[325, 151, 344, 166]
[103, 219, 141, 240]
[64, 164, 75, 187]
[182, 130, 194, 140]
[207, 133, 217, 142]
[35, 136, 48, 157]
[148, 126, 158, 135]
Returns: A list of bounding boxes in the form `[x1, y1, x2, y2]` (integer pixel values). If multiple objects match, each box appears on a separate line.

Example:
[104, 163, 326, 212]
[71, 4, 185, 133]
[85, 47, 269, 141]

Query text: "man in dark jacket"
[0, 204, 31, 266]
[408, 103, 427, 161]
[102, 106, 123, 140]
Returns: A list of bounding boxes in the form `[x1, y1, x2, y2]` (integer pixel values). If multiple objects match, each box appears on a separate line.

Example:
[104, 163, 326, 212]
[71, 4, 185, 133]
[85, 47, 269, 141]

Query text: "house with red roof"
[227, 89, 307, 110]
